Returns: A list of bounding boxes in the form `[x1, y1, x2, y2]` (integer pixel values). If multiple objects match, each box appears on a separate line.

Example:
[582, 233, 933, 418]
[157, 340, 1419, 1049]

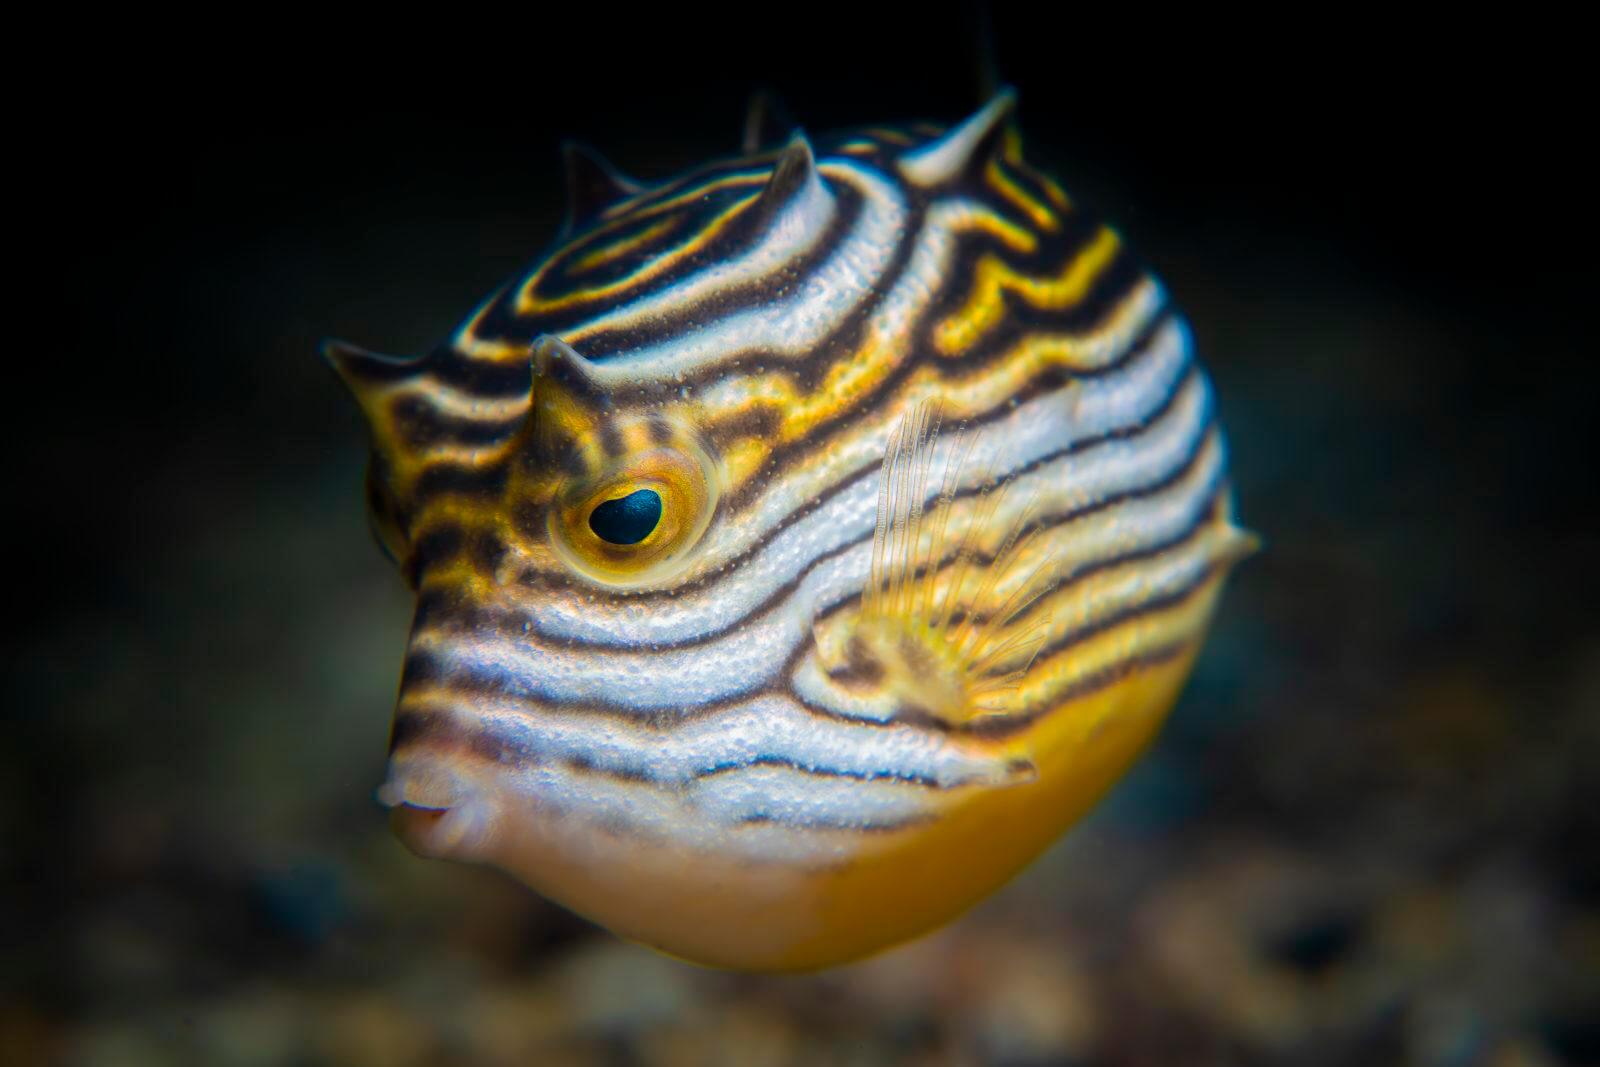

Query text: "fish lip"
[389, 796, 499, 861]
[374, 778, 413, 810]
[378, 756, 501, 860]
[388, 804, 452, 858]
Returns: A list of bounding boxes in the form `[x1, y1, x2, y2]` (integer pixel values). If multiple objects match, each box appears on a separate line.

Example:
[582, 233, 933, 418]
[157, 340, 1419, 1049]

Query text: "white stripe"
[558, 156, 840, 350]
[391, 379, 530, 421]
[688, 765, 931, 828]
[789, 479, 1234, 721]
[517, 314, 1196, 647]
[425, 755, 914, 861]
[573, 160, 908, 382]
[407, 435, 1224, 776]
[405, 691, 1008, 789]
[683, 278, 1168, 582]
[418, 367, 1213, 710]
[382, 690, 1018, 859]
[789, 429, 1227, 721]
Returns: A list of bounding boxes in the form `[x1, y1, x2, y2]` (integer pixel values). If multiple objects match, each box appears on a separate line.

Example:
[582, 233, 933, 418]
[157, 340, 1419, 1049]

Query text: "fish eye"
[588, 488, 662, 545]
[546, 429, 722, 589]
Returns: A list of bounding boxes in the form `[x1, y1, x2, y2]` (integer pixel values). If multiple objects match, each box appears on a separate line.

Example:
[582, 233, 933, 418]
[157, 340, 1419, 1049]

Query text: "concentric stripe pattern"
[331, 94, 1252, 872]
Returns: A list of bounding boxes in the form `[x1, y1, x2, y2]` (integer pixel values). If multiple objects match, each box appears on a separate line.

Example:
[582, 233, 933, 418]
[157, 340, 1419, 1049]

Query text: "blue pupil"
[588, 488, 662, 545]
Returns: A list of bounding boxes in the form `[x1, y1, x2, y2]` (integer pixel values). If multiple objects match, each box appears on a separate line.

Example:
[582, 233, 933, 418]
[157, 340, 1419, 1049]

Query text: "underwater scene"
[6, 13, 1594, 1067]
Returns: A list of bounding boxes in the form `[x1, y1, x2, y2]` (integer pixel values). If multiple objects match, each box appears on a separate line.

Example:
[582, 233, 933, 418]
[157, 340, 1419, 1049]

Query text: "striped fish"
[327, 91, 1253, 971]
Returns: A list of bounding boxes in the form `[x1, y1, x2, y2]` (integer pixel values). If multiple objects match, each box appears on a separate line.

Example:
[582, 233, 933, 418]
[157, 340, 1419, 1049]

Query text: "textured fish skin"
[329, 92, 1252, 971]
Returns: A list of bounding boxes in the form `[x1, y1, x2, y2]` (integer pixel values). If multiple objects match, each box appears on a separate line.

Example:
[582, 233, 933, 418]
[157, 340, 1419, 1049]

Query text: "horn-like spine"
[533, 333, 607, 393]
[753, 131, 832, 227]
[323, 339, 424, 416]
[742, 90, 797, 154]
[559, 143, 643, 238]
[530, 334, 616, 474]
[898, 89, 1018, 188]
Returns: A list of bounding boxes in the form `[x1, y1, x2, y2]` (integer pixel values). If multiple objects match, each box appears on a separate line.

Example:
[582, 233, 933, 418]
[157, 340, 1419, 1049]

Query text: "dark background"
[6, 9, 1596, 1066]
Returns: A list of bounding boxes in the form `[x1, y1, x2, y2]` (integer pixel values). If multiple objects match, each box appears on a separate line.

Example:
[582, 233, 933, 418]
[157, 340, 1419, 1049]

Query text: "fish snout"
[377, 742, 503, 862]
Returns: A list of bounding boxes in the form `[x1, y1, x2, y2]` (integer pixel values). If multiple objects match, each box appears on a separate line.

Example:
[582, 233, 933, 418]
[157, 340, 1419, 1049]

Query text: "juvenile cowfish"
[328, 92, 1253, 971]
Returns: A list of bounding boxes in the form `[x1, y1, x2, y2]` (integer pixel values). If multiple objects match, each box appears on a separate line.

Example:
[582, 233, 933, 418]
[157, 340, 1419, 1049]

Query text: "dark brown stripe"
[415, 374, 1209, 651]
[397, 471, 1229, 737]
[481, 173, 864, 353]
[733, 810, 932, 834]
[484, 302, 1184, 606]
[711, 250, 1152, 517]
[390, 704, 966, 794]
[414, 363, 1209, 650]
[387, 393, 526, 451]
[591, 187, 1104, 404]
[789, 563, 1225, 737]
[964, 640, 1195, 740]
[468, 149, 1087, 405]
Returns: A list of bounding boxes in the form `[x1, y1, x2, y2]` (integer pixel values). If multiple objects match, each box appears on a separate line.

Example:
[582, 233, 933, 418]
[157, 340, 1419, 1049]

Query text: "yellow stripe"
[864, 127, 914, 145]
[516, 192, 761, 317]
[934, 227, 1122, 356]
[570, 216, 681, 273]
[699, 276, 1160, 474]
[1015, 560, 1233, 717]
[985, 158, 1060, 233]
[398, 279, 1162, 576]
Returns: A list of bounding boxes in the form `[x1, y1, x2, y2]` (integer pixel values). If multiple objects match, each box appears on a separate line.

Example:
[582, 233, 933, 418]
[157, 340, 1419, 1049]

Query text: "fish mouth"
[388, 804, 473, 860]
[378, 760, 501, 861]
